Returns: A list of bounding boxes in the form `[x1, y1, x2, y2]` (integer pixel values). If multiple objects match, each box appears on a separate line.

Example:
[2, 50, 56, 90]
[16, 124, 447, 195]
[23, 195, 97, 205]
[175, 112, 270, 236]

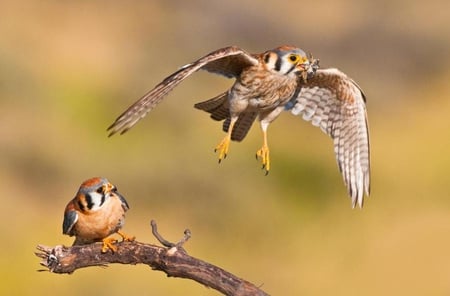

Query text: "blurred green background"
[1, 0, 450, 295]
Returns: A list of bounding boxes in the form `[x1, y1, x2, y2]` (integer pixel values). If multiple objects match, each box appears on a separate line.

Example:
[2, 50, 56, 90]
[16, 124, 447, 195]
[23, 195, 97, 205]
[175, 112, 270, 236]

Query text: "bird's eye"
[288, 54, 299, 63]
[96, 186, 103, 194]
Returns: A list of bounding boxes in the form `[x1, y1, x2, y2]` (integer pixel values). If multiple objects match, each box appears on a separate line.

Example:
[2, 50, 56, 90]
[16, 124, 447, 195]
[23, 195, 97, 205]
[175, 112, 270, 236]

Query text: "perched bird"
[62, 177, 134, 252]
[108, 46, 370, 207]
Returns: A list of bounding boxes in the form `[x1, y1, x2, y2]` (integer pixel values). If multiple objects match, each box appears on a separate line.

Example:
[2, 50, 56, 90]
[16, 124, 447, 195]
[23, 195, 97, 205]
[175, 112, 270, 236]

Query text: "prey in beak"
[298, 54, 320, 82]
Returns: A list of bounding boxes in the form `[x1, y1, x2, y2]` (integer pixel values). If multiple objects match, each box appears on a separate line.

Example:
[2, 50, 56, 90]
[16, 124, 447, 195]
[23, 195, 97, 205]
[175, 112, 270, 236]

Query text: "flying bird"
[108, 46, 370, 207]
[62, 177, 135, 252]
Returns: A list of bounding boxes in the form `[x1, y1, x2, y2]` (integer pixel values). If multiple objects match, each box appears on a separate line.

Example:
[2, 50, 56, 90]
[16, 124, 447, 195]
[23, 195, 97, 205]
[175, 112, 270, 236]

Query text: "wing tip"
[106, 125, 121, 137]
[350, 193, 364, 209]
[107, 126, 117, 137]
[107, 118, 124, 136]
[107, 127, 130, 137]
[350, 178, 370, 209]
[107, 115, 137, 137]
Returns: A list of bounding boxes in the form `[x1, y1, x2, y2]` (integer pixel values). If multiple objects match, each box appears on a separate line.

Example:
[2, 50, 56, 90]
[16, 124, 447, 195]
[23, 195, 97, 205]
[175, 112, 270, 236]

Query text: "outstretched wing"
[108, 46, 259, 136]
[286, 68, 370, 208]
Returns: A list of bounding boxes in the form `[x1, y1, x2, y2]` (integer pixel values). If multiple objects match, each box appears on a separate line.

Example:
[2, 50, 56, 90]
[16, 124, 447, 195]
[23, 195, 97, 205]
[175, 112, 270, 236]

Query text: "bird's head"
[263, 46, 319, 81]
[75, 177, 124, 212]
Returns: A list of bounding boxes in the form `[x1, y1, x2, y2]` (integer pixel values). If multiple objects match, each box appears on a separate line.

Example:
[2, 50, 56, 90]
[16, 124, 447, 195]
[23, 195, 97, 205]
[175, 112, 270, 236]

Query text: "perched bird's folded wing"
[116, 192, 130, 211]
[62, 210, 78, 235]
[286, 68, 370, 207]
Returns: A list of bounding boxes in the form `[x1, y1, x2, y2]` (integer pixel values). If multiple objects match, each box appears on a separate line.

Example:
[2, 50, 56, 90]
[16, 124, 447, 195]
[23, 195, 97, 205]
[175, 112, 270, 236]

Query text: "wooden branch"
[35, 220, 269, 296]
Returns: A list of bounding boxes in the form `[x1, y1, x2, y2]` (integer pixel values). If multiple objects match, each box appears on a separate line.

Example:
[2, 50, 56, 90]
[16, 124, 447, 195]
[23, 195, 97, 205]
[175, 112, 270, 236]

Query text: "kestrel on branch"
[108, 46, 370, 207]
[62, 177, 135, 252]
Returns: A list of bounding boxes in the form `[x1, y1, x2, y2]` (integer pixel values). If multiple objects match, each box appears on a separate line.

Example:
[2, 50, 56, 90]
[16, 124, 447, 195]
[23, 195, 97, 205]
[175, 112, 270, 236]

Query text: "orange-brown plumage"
[62, 177, 134, 252]
[107, 46, 370, 207]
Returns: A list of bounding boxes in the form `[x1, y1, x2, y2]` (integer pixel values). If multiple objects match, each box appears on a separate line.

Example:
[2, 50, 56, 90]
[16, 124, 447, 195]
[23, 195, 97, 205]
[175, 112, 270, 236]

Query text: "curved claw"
[101, 231, 135, 253]
[101, 237, 119, 253]
[215, 136, 231, 163]
[256, 145, 270, 175]
[117, 230, 135, 242]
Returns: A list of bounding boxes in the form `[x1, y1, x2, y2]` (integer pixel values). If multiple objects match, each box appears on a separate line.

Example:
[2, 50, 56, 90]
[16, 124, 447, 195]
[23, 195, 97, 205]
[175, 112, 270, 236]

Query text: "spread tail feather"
[223, 112, 257, 142]
[195, 92, 256, 142]
[194, 92, 229, 121]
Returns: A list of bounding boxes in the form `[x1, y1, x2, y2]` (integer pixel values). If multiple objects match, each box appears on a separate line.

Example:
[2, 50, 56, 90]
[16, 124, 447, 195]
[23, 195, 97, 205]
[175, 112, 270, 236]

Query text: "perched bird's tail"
[194, 92, 256, 142]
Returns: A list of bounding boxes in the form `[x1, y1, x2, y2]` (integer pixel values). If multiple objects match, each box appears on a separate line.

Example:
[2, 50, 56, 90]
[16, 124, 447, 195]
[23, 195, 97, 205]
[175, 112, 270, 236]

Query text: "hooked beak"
[105, 182, 115, 193]
[104, 182, 120, 198]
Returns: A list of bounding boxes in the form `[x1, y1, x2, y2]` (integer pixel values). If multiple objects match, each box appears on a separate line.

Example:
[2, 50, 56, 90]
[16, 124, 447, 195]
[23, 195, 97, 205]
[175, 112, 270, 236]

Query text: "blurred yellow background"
[1, 0, 450, 295]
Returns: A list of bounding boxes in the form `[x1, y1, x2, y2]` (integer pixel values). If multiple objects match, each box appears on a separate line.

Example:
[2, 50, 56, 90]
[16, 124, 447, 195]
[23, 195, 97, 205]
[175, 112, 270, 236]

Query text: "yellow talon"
[101, 231, 135, 253]
[214, 135, 231, 163]
[215, 117, 237, 163]
[101, 237, 119, 253]
[256, 145, 270, 175]
[117, 230, 135, 242]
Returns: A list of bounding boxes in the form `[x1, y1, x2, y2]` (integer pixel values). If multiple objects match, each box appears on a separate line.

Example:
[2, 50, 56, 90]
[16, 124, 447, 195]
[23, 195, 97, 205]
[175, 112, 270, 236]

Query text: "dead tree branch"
[35, 220, 269, 296]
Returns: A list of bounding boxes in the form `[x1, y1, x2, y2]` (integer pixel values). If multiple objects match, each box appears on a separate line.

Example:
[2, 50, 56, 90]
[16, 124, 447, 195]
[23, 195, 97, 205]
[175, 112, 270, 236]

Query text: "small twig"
[36, 220, 269, 296]
[151, 219, 173, 247]
[178, 229, 192, 247]
[150, 219, 191, 253]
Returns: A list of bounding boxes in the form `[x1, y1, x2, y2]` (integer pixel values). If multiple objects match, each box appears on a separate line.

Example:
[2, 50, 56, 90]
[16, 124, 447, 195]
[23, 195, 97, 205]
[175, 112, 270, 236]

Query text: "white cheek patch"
[279, 60, 295, 74]
[264, 52, 278, 71]
[85, 192, 108, 211]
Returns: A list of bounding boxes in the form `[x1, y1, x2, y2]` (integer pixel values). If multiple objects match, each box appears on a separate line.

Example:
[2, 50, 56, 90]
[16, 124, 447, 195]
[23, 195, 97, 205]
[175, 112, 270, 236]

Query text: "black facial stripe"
[85, 193, 94, 209]
[100, 193, 106, 207]
[274, 56, 282, 72]
[286, 64, 296, 74]
[263, 53, 270, 64]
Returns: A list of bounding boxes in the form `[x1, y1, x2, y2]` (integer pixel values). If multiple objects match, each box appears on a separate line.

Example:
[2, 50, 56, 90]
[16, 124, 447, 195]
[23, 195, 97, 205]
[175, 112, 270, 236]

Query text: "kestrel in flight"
[108, 46, 370, 207]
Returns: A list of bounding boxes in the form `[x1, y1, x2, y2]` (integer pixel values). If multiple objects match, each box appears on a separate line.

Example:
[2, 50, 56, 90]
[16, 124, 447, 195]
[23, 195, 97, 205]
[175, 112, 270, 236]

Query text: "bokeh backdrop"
[1, 0, 450, 295]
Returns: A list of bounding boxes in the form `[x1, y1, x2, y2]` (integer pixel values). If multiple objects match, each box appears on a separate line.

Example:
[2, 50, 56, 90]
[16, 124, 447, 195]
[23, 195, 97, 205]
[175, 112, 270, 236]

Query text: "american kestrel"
[62, 177, 135, 252]
[107, 46, 370, 207]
